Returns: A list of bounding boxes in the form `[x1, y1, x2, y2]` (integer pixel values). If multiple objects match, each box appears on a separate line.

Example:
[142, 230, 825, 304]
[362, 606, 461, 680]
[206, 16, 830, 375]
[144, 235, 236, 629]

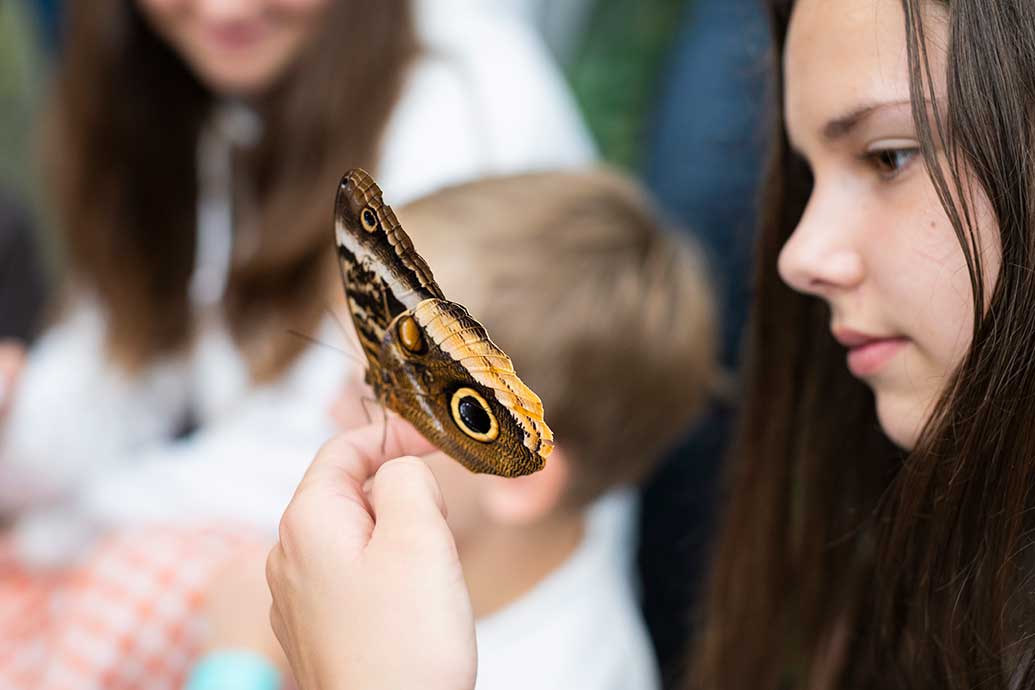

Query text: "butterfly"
[333, 168, 553, 477]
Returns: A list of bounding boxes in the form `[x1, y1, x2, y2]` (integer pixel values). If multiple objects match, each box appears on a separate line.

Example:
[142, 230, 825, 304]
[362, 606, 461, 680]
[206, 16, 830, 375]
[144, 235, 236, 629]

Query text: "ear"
[480, 446, 572, 525]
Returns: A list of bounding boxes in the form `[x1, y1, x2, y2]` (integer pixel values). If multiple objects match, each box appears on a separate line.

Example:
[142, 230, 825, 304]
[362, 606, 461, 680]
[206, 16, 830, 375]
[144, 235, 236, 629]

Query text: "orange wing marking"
[413, 299, 553, 457]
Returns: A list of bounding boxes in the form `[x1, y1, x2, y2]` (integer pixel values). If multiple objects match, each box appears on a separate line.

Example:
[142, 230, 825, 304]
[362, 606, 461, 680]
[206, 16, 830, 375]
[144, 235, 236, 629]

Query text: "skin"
[329, 375, 583, 617]
[778, 0, 999, 449]
[266, 366, 583, 690]
[267, 422, 477, 690]
[0, 341, 25, 423]
[135, 0, 330, 98]
[202, 544, 291, 675]
[218, 374, 579, 689]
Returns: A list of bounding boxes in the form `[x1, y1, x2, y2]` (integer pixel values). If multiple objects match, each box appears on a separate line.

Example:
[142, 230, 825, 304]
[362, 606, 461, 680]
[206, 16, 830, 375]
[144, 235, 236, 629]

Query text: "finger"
[269, 598, 284, 646]
[298, 418, 437, 495]
[265, 543, 282, 600]
[265, 546, 285, 636]
[369, 457, 450, 541]
[268, 599, 291, 668]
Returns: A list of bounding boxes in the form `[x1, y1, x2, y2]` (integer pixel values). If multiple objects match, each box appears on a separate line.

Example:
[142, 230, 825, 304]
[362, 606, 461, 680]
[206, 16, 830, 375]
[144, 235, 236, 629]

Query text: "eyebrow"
[822, 100, 913, 141]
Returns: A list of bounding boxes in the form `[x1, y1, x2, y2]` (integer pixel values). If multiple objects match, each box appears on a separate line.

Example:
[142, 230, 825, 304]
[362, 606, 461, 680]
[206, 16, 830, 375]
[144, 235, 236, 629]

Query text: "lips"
[833, 328, 909, 377]
[205, 21, 267, 52]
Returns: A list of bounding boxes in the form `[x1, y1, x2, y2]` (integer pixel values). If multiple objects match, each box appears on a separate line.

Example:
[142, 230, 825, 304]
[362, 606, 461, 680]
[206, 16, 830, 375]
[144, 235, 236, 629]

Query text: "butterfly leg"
[325, 304, 350, 340]
[359, 396, 382, 426]
[379, 403, 389, 456]
[287, 326, 366, 369]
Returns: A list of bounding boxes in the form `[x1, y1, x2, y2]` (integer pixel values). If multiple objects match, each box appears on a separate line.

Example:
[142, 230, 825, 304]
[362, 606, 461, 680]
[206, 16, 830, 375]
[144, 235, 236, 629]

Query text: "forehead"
[784, 0, 935, 139]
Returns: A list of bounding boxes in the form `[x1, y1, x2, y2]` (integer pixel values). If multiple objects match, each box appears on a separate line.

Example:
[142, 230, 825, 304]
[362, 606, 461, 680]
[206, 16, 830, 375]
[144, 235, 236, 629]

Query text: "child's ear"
[481, 446, 571, 525]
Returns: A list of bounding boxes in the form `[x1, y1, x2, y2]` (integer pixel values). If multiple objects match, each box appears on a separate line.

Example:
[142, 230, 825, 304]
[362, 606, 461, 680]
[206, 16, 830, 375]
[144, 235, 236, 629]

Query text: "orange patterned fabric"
[0, 526, 251, 690]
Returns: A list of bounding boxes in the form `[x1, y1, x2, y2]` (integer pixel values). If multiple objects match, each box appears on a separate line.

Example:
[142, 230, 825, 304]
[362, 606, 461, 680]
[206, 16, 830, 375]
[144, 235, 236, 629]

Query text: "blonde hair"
[398, 168, 719, 506]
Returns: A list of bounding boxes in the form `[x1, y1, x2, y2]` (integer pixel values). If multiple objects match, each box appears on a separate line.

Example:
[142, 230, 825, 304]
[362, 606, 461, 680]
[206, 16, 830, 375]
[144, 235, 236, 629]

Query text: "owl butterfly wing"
[379, 299, 553, 478]
[334, 168, 445, 370]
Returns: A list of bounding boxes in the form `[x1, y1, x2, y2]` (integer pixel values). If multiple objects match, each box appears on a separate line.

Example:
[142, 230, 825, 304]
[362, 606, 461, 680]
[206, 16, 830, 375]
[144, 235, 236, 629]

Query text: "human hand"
[0, 340, 25, 423]
[328, 373, 374, 431]
[266, 420, 477, 690]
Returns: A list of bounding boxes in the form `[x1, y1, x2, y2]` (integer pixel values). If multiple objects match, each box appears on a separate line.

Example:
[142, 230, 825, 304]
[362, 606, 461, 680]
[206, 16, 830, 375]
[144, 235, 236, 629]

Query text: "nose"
[777, 192, 865, 299]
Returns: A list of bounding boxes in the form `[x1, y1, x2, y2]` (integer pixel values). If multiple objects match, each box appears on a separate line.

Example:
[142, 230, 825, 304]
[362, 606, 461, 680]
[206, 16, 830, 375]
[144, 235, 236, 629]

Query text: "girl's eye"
[866, 147, 919, 179]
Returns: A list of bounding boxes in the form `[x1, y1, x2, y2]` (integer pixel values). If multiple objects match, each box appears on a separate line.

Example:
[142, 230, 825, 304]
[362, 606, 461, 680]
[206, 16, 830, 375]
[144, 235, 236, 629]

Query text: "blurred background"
[0, 0, 769, 686]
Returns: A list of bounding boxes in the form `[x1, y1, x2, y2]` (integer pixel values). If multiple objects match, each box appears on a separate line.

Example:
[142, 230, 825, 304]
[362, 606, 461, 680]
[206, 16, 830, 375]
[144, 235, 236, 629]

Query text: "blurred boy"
[188, 169, 718, 690]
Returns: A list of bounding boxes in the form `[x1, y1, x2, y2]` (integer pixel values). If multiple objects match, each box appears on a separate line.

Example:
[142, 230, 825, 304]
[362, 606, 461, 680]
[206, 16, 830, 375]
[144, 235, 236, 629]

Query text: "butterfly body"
[335, 169, 552, 477]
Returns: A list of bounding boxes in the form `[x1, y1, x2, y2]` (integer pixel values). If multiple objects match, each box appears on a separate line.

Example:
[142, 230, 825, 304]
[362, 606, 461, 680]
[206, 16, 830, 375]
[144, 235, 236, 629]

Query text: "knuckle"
[378, 456, 431, 484]
[277, 503, 308, 557]
[268, 603, 286, 644]
[265, 545, 281, 587]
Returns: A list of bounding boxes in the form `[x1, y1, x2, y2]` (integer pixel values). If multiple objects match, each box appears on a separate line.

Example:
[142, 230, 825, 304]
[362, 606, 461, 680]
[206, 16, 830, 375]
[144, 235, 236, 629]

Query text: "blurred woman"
[0, 0, 593, 566]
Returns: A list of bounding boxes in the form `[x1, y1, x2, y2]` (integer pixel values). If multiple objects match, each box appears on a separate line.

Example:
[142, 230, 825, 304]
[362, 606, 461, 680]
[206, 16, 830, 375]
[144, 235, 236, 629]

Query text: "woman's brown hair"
[690, 0, 1035, 688]
[49, 1, 416, 379]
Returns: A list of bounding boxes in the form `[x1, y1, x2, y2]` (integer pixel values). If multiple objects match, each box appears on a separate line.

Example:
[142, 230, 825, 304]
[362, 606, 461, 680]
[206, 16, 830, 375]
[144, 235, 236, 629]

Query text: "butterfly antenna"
[287, 330, 366, 368]
[380, 403, 389, 456]
[323, 304, 373, 380]
[359, 396, 380, 426]
[324, 304, 351, 340]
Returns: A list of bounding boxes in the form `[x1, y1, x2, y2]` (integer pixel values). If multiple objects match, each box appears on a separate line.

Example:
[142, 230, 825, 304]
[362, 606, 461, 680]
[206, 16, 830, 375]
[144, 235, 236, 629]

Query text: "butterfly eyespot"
[360, 207, 378, 233]
[397, 315, 425, 354]
[450, 387, 499, 442]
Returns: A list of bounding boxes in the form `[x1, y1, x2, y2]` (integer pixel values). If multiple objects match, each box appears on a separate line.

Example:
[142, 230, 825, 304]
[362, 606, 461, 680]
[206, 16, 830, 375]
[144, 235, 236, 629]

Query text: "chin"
[197, 65, 279, 98]
[180, 46, 286, 97]
[874, 391, 924, 451]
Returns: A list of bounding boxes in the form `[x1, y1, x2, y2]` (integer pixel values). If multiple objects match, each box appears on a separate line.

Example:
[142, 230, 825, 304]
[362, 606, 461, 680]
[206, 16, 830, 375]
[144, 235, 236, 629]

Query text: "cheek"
[261, 0, 330, 66]
[423, 453, 486, 536]
[273, 0, 330, 13]
[895, 180, 1000, 368]
[925, 237, 975, 367]
[269, 0, 331, 30]
[329, 378, 378, 430]
[865, 171, 964, 350]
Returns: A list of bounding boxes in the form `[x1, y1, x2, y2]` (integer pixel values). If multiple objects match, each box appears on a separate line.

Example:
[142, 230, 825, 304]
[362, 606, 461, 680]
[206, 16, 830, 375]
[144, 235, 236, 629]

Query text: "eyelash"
[864, 147, 920, 180]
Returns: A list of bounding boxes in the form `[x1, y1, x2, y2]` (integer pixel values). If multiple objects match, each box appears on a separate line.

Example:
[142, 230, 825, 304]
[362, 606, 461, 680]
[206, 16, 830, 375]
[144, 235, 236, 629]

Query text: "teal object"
[184, 651, 282, 690]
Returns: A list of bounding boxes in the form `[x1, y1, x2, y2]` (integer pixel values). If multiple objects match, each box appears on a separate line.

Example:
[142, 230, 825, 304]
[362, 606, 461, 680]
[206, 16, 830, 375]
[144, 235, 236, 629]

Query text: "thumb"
[369, 457, 450, 543]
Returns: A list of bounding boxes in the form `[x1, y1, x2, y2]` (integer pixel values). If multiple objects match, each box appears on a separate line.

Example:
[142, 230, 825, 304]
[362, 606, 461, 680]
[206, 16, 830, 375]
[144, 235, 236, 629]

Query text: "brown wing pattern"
[334, 169, 551, 477]
[334, 167, 445, 373]
[376, 300, 553, 477]
[412, 299, 554, 460]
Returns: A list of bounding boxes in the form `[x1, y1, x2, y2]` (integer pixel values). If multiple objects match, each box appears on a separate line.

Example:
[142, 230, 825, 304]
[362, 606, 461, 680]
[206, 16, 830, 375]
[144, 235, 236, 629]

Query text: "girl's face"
[136, 0, 330, 98]
[778, 0, 999, 450]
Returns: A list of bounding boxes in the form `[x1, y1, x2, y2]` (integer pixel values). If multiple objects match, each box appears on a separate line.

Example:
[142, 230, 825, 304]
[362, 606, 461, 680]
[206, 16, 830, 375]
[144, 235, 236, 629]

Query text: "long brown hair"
[49, 1, 416, 379]
[691, 0, 1035, 688]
